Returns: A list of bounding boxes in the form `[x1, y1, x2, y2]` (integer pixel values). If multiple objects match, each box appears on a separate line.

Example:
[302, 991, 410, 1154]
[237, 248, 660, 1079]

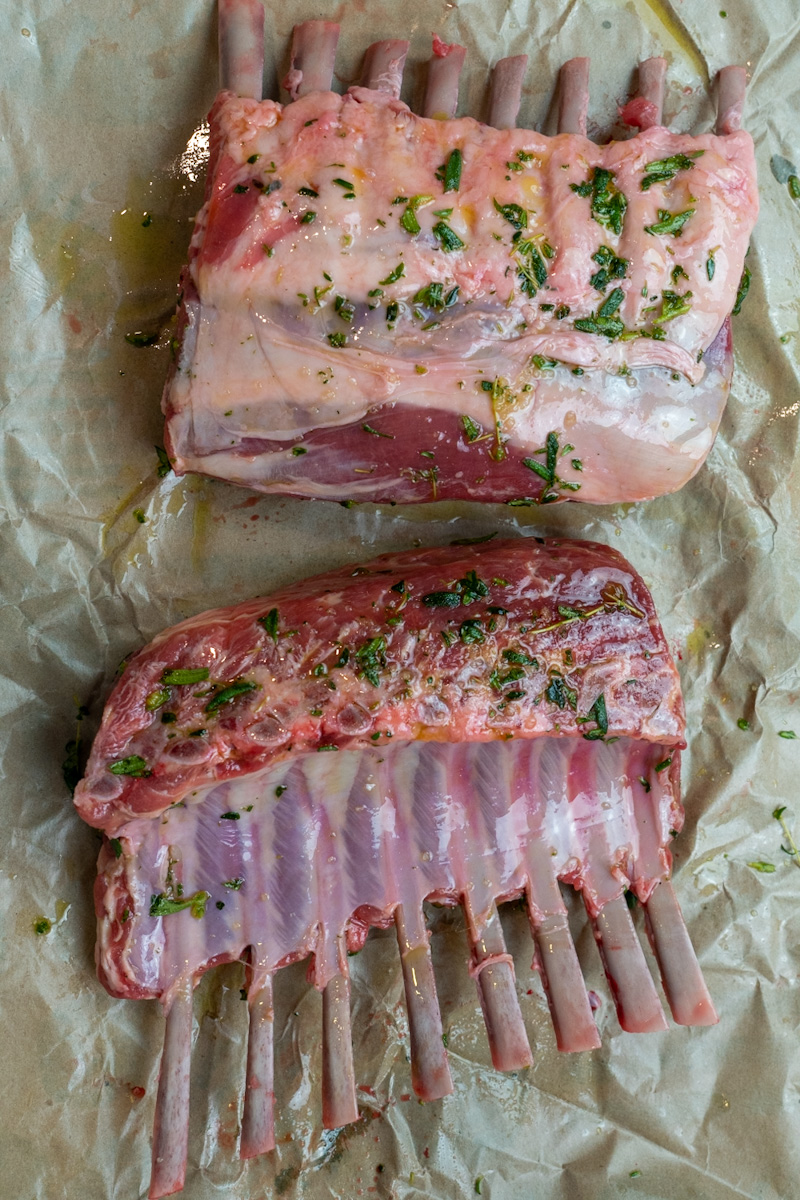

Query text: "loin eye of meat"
[162, 6, 758, 507]
[75, 535, 716, 1198]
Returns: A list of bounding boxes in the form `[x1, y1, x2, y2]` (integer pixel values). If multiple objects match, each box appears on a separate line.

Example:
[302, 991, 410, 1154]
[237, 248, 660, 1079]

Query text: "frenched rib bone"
[161, 9, 757, 505]
[76, 538, 716, 1197]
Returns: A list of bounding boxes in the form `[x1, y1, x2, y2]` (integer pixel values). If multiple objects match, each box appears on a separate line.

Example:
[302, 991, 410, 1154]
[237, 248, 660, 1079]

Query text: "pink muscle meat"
[161, 15, 758, 505]
[76, 538, 715, 1197]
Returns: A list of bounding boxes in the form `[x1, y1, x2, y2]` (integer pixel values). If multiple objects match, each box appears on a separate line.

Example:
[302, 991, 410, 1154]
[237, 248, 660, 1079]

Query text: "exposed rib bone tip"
[716, 64, 747, 135]
[149, 982, 193, 1199]
[284, 20, 341, 100]
[488, 55, 528, 130]
[558, 58, 590, 136]
[423, 36, 466, 119]
[218, 0, 265, 100]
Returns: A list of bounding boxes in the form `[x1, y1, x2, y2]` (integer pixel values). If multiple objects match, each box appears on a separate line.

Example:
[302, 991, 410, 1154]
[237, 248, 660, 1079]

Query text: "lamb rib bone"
[161, 8, 758, 504]
[75, 537, 717, 1197]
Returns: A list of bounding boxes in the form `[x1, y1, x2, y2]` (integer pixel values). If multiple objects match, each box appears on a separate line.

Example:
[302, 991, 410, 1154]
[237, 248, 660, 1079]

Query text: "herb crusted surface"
[75, 539, 684, 833]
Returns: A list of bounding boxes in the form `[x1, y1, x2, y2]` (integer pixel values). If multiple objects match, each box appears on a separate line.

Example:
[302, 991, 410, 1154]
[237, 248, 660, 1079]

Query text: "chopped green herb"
[414, 282, 460, 311]
[789, 174, 800, 200]
[150, 890, 209, 918]
[34, 917, 52, 935]
[658, 289, 693, 323]
[328, 332, 347, 348]
[573, 310, 624, 340]
[671, 264, 690, 285]
[335, 295, 355, 323]
[503, 649, 537, 666]
[125, 330, 159, 348]
[590, 244, 629, 291]
[355, 636, 387, 687]
[737, 718, 750, 730]
[438, 148, 463, 192]
[546, 674, 578, 711]
[638, 776, 651, 792]
[400, 207, 421, 235]
[747, 861, 776, 874]
[155, 445, 172, 478]
[386, 301, 399, 324]
[641, 151, 703, 190]
[459, 619, 484, 645]
[162, 668, 210, 686]
[461, 414, 484, 443]
[457, 570, 489, 604]
[571, 167, 627, 235]
[475, 1177, 484, 1195]
[644, 208, 695, 237]
[362, 423, 394, 439]
[259, 608, 280, 642]
[291, 445, 307, 456]
[379, 263, 406, 285]
[233, 183, 248, 194]
[433, 222, 466, 252]
[779, 730, 797, 739]
[161, 712, 177, 724]
[654, 757, 673, 772]
[223, 878, 244, 890]
[706, 254, 716, 281]
[581, 693, 609, 740]
[531, 354, 558, 370]
[300, 211, 316, 224]
[108, 755, 151, 777]
[332, 177, 354, 191]
[275, 785, 287, 798]
[318, 744, 339, 751]
[732, 265, 751, 315]
[555, 304, 570, 319]
[110, 838, 123, 859]
[493, 200, 527, 230]
[220, 811, 240, 820]
[511, 233, 548, 297]
[205, 681, 257, 712]
[145, 688, 170, 712]
[422, 591, 461, 608]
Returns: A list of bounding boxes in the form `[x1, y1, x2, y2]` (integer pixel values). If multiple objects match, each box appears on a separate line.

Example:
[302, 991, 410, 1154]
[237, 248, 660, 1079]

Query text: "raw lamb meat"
[75, 537, 716, 1197]
[161, 3, 758, 504]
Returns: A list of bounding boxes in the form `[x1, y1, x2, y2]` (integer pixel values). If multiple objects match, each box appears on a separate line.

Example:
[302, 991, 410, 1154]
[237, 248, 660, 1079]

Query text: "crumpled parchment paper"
[2, 1, 799, 1197]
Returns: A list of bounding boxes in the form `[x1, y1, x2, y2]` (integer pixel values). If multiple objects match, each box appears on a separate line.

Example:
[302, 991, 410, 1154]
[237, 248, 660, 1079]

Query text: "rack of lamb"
[75, 537, 715, 1197]
[162, 3, 758, 504]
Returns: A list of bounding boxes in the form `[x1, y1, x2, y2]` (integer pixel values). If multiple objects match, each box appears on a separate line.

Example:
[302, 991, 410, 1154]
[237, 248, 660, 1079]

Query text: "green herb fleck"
[737, 718, 750, 730]
[205, 681, 257, 713]
[644, 208, 695, 237]
[732, 265, 751, 315]
[125, 330, 159, 348]
[34, 917, 52, 936]
[571, 167, 628, 235]
[223, 878, 244, 890]
[328, 332, 347, 348]
[747, 861, 776, 874]
[422, 591, 461, 608]
[110, 838, 123, 858]
[641, 151, 703, 190]
[581, 693, 609, 740]
[377, 264, 405, 287]
[220, 811, 240, 820]
[155, 445, 172, 478]
[459, 619, 484, 645]
[779, 729, 797, 739]
[654, 756, 673, 772]
[438, 149, 463, 192]
[150, 890, 209, 918]
[433, 222, 465, 252]
[300, 211, 316, 224]
[162, 668, 210, 687]
[259, 608, 280, 643]
[789, 174, 800, 200]
[355, 636, 387, 687]
[108, 755, 151, 778]
[493, 200, 527, 230]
